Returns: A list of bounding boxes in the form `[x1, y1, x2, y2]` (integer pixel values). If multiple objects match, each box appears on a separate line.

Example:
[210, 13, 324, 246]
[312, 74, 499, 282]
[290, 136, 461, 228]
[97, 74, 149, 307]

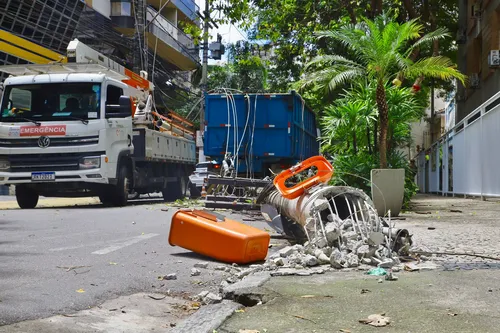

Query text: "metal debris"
[259, 184, 413, 271]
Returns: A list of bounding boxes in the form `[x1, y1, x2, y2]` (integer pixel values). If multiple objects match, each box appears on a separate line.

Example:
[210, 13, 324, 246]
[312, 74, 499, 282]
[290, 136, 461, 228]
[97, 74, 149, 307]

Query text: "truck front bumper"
[0, 168, 110, 185]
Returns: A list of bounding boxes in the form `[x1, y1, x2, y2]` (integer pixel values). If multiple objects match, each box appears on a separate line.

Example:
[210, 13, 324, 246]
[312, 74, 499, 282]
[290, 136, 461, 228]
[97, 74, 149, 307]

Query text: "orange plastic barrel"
[169, 210, 270, 264]
[273, 156, 334, 200]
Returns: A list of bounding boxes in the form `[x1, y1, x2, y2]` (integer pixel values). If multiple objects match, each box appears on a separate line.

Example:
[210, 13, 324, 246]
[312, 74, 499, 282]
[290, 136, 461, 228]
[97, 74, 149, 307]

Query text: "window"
[106, 85, 124, 105]
[8, 88, 32, 111]
[0, 83, 101, 121]
[111, 1, 132, 16]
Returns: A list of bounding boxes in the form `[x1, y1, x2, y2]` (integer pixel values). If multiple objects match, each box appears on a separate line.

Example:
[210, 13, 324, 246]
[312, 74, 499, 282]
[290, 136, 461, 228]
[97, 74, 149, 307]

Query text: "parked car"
[189, 161, 221, 197]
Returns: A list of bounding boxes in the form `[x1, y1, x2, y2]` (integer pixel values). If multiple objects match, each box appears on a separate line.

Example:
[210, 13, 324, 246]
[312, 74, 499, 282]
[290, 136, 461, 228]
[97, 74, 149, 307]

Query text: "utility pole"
[199, 0, 210, 163]
[134, 0, 145, 74]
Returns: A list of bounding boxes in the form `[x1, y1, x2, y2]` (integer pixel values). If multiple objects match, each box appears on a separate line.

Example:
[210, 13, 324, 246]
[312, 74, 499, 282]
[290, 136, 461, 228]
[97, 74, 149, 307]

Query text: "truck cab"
[0, 69, 135, 207]
[0, 40, 196, 209]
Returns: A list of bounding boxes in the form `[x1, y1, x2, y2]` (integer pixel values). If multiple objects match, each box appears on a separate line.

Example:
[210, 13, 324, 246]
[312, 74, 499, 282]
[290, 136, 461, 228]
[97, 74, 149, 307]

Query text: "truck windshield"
[0, 83, 101, 122]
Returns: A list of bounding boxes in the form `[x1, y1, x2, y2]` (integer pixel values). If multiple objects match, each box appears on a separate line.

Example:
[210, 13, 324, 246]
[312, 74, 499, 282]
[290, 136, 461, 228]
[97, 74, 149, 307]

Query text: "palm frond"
[406, 27, 450, 55]
[327, 69, 365, 92]
[406, 56, 466, 84]
[305, 54, 361, 70]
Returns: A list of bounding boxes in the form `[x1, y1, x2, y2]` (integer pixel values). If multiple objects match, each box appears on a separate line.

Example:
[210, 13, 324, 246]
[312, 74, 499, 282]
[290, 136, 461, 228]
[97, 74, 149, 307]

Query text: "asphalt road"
[0, 198, 259, 326]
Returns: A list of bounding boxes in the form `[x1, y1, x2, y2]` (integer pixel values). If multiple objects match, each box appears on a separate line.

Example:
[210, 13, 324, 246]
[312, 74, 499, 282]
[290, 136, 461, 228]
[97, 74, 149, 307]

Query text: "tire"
[189, 181, 201, 198]
[99, 193, 113, 206]
[162, 174, 187, 202]
[16, 185, 39, 209]
[112, 164, 130, 207]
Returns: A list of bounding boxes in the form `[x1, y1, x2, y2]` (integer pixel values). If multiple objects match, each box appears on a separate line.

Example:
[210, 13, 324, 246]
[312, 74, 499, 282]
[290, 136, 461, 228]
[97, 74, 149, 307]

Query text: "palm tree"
[301, 14, 466, 168]
[322, 100, 376, 155]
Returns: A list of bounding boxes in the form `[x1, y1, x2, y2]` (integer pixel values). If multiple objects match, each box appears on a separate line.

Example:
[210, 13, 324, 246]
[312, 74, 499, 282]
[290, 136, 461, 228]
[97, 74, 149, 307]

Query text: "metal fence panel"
[481, 109, 500, 196]
[464, 119, 482, 195]
[452, 130, 465, 195]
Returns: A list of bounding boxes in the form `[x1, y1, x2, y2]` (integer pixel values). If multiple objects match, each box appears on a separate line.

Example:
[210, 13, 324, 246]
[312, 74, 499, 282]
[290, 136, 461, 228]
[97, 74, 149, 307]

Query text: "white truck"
[0, 40, 196, 208]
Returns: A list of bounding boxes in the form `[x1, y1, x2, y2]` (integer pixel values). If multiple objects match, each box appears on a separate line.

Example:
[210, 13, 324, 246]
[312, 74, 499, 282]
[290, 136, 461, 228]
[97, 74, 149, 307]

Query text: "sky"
[196, 0, 248, 64]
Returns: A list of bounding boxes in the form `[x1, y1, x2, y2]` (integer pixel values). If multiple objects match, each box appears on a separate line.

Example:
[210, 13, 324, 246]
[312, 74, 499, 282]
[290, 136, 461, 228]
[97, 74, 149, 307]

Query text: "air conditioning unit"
[470, 73, 480, 88]
[489, 50, 500, 67]
[472, 3, 481, 18]
[456, 29, 467, 44]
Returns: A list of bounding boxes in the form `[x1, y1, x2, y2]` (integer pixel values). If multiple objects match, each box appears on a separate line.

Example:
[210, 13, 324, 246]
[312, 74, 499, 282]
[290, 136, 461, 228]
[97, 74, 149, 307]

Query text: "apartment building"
[0, 0, 200, 103]
[456, 0, 500, 121]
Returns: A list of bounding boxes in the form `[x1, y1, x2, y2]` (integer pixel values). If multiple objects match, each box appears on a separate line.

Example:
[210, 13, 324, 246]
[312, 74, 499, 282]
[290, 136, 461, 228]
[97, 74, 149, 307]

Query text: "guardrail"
[417, 90, 500, 198]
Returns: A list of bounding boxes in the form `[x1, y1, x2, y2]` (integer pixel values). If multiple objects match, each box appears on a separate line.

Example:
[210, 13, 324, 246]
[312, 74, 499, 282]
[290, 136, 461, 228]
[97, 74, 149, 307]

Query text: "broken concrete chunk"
[296, 270, 312, 276]
[357, 245, 370, 257]
[197, 290, 209, 299]
[303, 254, 319, 267]
[317, 252, 331, 265]
[271, 268, 298, 277]
[378, 259, 395, 269]
[346, 253, 359, 267]
[163, 273, 177, 280]
[237, 267, 261, 279]
[287, 254, 303, 265]
[279, 246, 295, 258]
[322, 246, 333, 257]
[272, 257, 285, 266]
[295, 264, 305, 269]
[194, 262, 209, 269]
[367, 232, 385, 246]
[342, 219, 354, 230]
[190, 268, 201, 276]
[226, 276, 238, 284]
[404, 261, 438, 272]
[361, 258, 372, 265]
[342, 231, 359, 243]
[292, 244, 305, 253]
[268, 252, 281, 260]
[325, 223, 341, 245]
[219, 280, 230, 290]
[203, 292, 222, 304]
[330, 248, 347, 269]
[214, 265, 227, 271]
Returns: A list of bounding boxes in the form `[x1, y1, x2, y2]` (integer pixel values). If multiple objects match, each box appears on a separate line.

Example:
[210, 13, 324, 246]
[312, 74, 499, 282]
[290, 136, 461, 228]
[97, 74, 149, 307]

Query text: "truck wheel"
[112, 165, 130, 207]
[99, 193, 113, 206]
[189, 181, 200, 198]
[162, 175, 187, 202]
[16, 185, 39, 209]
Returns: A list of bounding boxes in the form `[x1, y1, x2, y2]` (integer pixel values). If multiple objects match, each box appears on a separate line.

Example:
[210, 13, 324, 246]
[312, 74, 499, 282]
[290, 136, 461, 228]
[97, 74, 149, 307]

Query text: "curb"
[172, 300, 242, 333]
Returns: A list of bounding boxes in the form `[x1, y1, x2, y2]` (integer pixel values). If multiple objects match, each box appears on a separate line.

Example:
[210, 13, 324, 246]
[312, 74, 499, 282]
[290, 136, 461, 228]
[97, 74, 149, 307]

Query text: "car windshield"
[0, 83, 101, 121]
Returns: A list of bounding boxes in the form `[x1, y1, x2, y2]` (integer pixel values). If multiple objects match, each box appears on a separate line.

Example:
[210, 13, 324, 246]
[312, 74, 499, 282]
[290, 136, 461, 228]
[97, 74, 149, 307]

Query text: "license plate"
[31, 172, 55, 182]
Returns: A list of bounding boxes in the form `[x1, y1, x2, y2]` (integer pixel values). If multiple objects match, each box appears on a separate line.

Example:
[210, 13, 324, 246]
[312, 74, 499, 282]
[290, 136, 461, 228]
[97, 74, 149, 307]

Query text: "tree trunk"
[344, 0, 357, 23]
[353, 130, 357, 155]
[402, 0, 418, 19]
[376, 81, 389, 168]
[367, 125, 372, 154]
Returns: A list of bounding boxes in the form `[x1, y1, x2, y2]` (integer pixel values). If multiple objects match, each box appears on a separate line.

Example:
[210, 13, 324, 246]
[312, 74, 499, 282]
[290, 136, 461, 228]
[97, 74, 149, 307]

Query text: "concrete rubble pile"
[258, 185, 414, 276]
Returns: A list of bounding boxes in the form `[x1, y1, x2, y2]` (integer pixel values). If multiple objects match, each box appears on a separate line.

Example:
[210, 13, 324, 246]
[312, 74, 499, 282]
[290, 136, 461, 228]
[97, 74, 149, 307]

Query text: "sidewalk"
[219, 269, 500, 333]
[217, 194, 500, 333]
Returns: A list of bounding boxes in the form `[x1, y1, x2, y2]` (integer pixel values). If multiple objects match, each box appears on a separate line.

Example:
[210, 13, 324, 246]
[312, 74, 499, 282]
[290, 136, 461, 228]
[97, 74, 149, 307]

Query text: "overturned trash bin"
[169, 210, 270, 264]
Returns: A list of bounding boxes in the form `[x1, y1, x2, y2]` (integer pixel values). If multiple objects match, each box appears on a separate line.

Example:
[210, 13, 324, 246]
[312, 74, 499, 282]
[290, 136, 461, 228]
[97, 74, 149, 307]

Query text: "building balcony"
[146, 6, 200, 69]
[147, 0, 199, 23]
[110, 5, 200, 70]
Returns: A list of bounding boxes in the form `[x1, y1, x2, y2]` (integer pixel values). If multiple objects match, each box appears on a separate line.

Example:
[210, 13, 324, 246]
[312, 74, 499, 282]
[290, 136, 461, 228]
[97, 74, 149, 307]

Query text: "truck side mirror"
[105, 96, 132, 118]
